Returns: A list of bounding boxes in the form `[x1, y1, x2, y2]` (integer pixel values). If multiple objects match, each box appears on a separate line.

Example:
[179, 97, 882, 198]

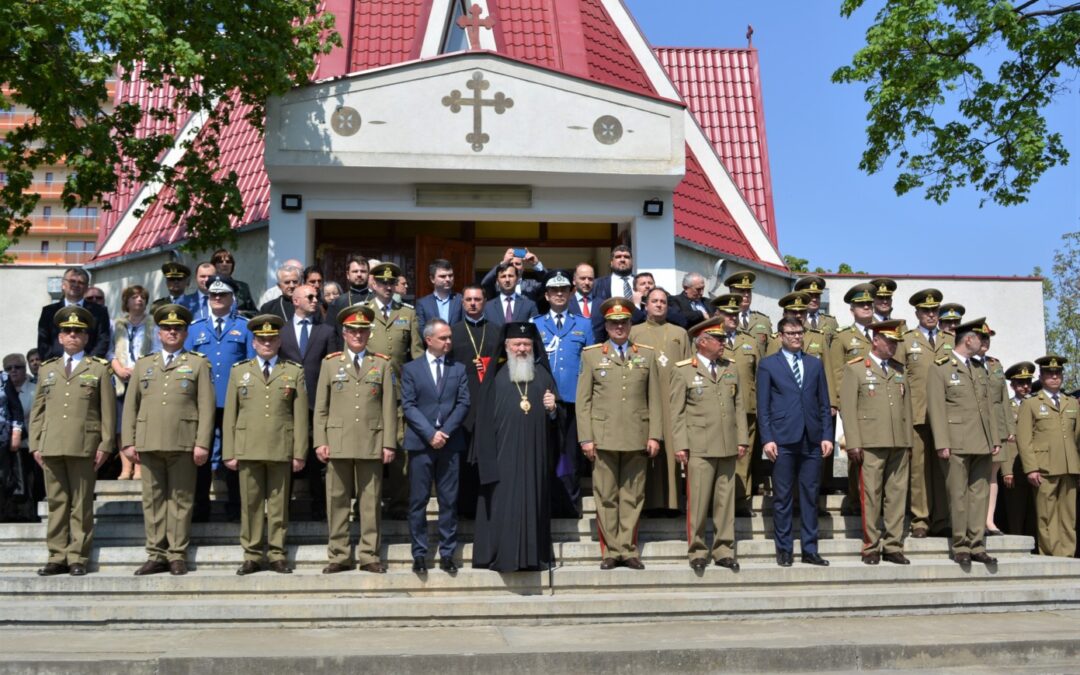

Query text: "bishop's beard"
[507, 353, 535, 383]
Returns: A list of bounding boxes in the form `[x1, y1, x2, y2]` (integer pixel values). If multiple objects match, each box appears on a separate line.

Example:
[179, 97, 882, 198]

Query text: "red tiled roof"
[673, 145, 758, 262]
[490, 0, 560, 68]
[655, 47, 778, 247]
[349, 0, 428, 72]
[578, 0, 655, 96]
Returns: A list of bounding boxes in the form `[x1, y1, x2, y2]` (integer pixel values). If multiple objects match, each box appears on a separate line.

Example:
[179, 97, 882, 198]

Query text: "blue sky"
[625, 0, 1079, 277]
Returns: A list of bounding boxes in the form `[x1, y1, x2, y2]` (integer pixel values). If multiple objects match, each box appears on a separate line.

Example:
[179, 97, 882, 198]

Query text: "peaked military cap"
[369, 262, 402, 284]
[955, 317, 989, 337]
[1036, 355, 1067, 372]
[909, 288, 943, 309]
[599, 297, 634, 321]
[161, 261, 191, 279]
[844, 283, 876, 304]
[153, 303, 193, 327]
[778, 291, 811, 312]
[868, 319, 905, 341]
[689, 316, 727, 339]
[337, 304, 375, 328]
[870, 278, 897, 297]
[939, 303, 966, 322]
[250, 314, 284, 337]
[1005, 362, 1036, 381]
[724, 272, 756, 290]
[793, 275, 826, 295]
[545, 271, 572, 288]
[710, 293, 743, 315]
[206, 275, 237, 295]
[54, 305, 95, 331]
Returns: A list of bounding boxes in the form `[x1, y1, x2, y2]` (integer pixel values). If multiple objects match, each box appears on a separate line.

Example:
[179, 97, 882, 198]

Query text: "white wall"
[0, 267, 63, 358]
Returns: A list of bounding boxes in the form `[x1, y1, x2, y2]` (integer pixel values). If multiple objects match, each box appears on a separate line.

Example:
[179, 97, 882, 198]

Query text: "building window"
[42, 206, 52, 218]
[65, 241, 96, 254]
[40, 241, 49, 253]
[441, 0, 471, 54]
[44, 172, 54, 185]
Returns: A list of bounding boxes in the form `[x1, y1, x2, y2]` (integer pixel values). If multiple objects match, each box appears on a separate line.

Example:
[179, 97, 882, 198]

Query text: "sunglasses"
[60, 328, 87, 334]
[304, 294, 318, 301]
[159, 326, 185, 333]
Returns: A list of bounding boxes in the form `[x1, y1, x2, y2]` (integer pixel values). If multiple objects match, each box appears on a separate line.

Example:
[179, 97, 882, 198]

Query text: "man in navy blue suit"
[757, 316, 835, 567]
[400, 319, 470, 574]
[591, 244, 635, 302]
[483, 262, 539, 325]
[415, 259, 463, 335]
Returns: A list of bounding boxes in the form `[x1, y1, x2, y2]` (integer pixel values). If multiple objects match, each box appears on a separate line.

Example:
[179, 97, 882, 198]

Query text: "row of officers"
[26, 268, 1079, 576]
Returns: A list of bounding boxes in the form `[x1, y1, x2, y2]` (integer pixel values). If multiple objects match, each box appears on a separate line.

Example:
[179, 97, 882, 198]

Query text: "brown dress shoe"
[953, 552, 971, 565]
[69, 563, 88, 576]
[715, 558, 740, 572]
[910, 527, 929, 538]
[359, 562, 387, 574]
[236, 560, 262, 576]
[861, 553, 880, 565]
[689, 558, 708, 571]
[623, 557, 645, 570]
[36, 562, 69, 577]
[169, 560, 188, 576]
[134, 560, 169, 576]
[268, 560, 292, 574]
[322, 562, 351, 574]
[971, 552, 998, 565]
[883, 551, 910, 565]
[600, 557, 618, 570]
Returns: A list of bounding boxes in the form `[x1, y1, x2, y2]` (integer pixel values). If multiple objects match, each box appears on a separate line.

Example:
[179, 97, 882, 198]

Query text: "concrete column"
[630, 198, 677, 292]
[267, 185, 313, 290]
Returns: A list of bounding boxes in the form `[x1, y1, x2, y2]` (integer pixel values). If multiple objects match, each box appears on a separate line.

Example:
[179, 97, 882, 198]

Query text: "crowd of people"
[4, 243, 1078, 579]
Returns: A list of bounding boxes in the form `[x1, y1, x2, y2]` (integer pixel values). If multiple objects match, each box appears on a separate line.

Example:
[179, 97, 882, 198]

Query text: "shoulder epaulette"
[635, 343, 654, 350]
[675, 358, 694, 367]
[90, 356, 110, 365]
[848, 356, 863, 365]
[935, 355, 951, 365]
[373, 352, 390, 360]
[583, 344, 603, 351]
[820, 312, 834, 318]
[750, 310, 769, 317]
[136, 353, 156, 362]
[401, 302, 414, 309]
[324, 352, 343, 360]
[231, 360, 247, 368]
[188, 351, 206, 358]
[41, 356, 61, 366]
[985, 356, 999, 363]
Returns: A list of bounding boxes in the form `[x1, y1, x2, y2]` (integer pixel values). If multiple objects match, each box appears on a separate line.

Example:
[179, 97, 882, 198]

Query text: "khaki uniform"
[1016, 391, 1080, 557]
[895, 328, 954, 534]
[738, 309, 772, 350]
[838, 356, 913, 555]
[1002, 395, 1037, 536]
[927, 355, 1003, 556]
[829, 325, 872, 510]
[725, 330, 762, 511]
[222, 358, 308, 563]
[767, 327, 829, 359]
[313, 351, 397, 566]
[669, 356, 748, 561]
[630, 320, 691, 511]
[28, 355, 116, 566]
[804, 312, 839, 341]
[983, 356, 1012, 464]
[122, 351, 216, 562]
[576, 342, 663, 560]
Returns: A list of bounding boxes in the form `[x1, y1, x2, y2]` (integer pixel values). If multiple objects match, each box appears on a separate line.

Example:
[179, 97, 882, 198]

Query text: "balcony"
[26, 215, 99, 234]
[0, 111, 36, 131]
[27, 182, 65, 198]
[4, 249, 95, 265]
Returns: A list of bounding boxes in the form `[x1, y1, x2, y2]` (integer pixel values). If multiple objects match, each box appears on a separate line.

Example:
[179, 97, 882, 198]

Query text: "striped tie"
[792, 355, 803, 388]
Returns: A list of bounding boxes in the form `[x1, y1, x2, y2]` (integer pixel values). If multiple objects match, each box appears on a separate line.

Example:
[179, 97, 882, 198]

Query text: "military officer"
[711, 293, 762, 517]
[532, 271, 595, 518]
[927, 318, 1003, 566]
[577, 298, 663, 570]
[869, 278, 897, 322]
[938, 303, 965, 335]
[766, 292, 828, 360]
[151, 261, 199, 314]
[184, 275, 254, 522]
[314, 305, 397, 574]
[724, 272, 772, 349]
[222, 315, 308, 575]
[838, 320, 913, 565]
[630, 287, 692, 513]
[122, 305, 216, 575]
[978, 326, 1011, 536]
[364, 262, 423, 519]
[1001, 361, 1037, 537]
[28, 307, 116, 576]
[793, 275, 839, 341]
[893, 289, 953, 538]
[1016, 356, 1080, 557]
[670, 317, 749, 571]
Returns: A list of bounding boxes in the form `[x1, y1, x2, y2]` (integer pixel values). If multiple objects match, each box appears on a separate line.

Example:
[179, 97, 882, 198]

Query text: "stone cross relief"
[442, 71, 514, 152]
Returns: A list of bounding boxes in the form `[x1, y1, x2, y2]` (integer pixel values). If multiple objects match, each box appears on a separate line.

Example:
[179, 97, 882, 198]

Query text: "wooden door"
[415, 236, 475, 298]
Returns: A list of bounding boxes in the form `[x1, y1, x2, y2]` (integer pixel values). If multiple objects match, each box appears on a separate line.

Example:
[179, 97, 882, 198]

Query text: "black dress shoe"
[971, 552, 998, 565]
[268, 560, 292, 574]
[600, 557, 618, 570]
[412, 556, 427, 574]
[359, 562, 387, 574]
[953, 552, 971, 565]
[910, 527, 929, 538]
[623, 557, 645, 570]
[169, 560, 188, 576]
[861, 553, 880, 565]
[690, 558, 708, 571]
[134, 560, 169, 576]
[36, 562, 69, 577]
[883, 551, 910, 565]
[776, 551, 793, 567]
[322, 562, 351, 574]
[69, 563, 87, 576]
[801, 552, 829, 566]
[715, 557, 740, 572]
[236, 560, 261, 576]
[734, 507, 754, 518]
[439, 558, 458, 574]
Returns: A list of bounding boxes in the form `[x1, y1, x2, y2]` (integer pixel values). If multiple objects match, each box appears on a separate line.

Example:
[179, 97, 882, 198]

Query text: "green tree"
[1045, 232, 1080, 384]
[833, 0, 1077, 206]
[784, 254, 810, 272]
[0, 1, 339, 253]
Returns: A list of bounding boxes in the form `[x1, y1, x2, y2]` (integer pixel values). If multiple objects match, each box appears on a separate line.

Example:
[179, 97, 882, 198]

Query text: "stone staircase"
[1, 479, 1078, 630]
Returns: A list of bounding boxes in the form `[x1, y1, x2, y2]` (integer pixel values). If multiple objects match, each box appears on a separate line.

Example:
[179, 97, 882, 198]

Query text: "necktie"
[740, 313, 748, 330]
[65, 357, 72, 377]
[709, 361, 717, 380]
[617, 346, 625, 361]
[864, 326, 871, 340]
[792, 354, 803, 387]
[928, 329, 936, 348]
[435, 357, 444, 389]
[556, 313, 563, 330]
[383, 305, 390, 320]
[881, 359, 888, 377]
[505, 296, 513, 322]
[299, 319, 310, 356]
[622, 276, 633, 299]
[581, 297, 590, 318]
[215, 317, 223, 338]
[200, 294, 208, 319]
[165, 353, 174, 369]
[811, 314, 818, 330]
[263, 361, 271, 381]
[1052, 393, 1060, 408]
[727, 334, 735, 349]
[353, 354, 361, 373]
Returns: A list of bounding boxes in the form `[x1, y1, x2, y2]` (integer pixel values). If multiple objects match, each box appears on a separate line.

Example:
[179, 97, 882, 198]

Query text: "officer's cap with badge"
[1005, 361, 1036, 382]
[723, 271, 756, 291]
[206, 275, 237, 296]
[870, 278, 897, 297]
[368, 262, 402, 286]
[909, 288, 943, 309]
[545, 271, 572, 289]
[249, 314, 285, 338]
[954, 317, 990, 339]
[844, 283, 876, 305]
[868, 319, 905, 342]
[153, 303, 194, 328]
[1035, 355, 1067, 373]
[337, 303, 375, 329]
[778, 291, 811, 313]
[688, 316, 727, 340]
[54, 305, 95, 332]
[161, 261, 191, 279]
[599, 297, 634, 322]
[939, 303, 965, 322]
[793, 275, 826, 295]
[710, 293, 743, 315]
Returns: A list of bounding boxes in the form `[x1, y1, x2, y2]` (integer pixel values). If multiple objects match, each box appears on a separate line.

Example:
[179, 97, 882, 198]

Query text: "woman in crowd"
[110, 285, 153, 479]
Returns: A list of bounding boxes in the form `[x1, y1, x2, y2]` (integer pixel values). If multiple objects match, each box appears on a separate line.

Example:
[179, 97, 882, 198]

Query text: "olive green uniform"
[630, 320, 691, 511]
[738, 309, 772, 350]
[576, 342, 663, 560]
[839, 356, 913, 555]
[829, 325, 872, 510]
[313, 351, 397, 567]
[669, 356, 748, 562]
[122, 351, 216, 563]
[894, 328, 954, 534]
[1016, 391, 1080, 557]
[927, 355, 1003, 556]
[1002, 395, 1037, 536]
[725, 330, 762, 511]
[222, 358, 308, 564]
[983, 356, 1012, 464]
[766, 327, 829, 360]
[804, 312, 839, 341]
[28, 355, 116, 566]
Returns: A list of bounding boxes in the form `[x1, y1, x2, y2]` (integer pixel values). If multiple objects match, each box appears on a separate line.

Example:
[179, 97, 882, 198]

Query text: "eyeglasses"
[159, 326, 185, 333]
[3, 365, 25, 371]
[85, 296, 104, 302]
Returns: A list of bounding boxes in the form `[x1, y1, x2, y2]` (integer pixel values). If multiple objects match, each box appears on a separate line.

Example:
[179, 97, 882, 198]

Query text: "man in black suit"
[36, 267, 111, 360]
[480, 247, 547, 305]
[326, 254, 374, 338]
[669, 272, 712, 326]
[568, 263, 600, 319]
[483, 262, 539, 325]
[590, 272, 687, 343]
[277, 284, 337, 520]
[591, 244, 634, 302]
[415, 259, 463, 335]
